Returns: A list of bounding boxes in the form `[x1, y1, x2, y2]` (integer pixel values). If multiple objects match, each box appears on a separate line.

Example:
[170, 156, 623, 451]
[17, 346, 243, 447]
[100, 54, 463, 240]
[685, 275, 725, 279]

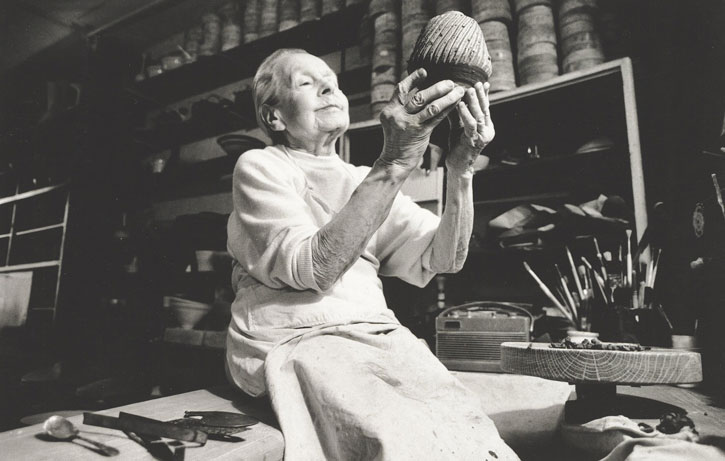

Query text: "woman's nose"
[319, 80, 333, 96]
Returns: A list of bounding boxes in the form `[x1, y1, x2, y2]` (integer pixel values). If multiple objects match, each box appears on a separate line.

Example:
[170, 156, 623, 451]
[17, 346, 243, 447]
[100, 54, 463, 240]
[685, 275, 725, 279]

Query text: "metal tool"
[124, 430, 186, 461]
[168, 411, 258, 436]
[43, 415, 120, 457]
[83, 412, 207, 444]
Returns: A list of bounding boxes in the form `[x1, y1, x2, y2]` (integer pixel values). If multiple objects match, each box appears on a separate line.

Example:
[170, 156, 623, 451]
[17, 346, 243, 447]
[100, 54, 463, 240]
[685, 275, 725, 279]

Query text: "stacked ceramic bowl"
[259, 0, 279, 37]
[243, 0, 261, 43]
[322, 0, 343, 15]
[279, 0, 300, 31]
[434, 0, 466, 15]
[401, 0, 431, 80]
[557, 0, 605, 73]
[514, 0, 559, 85]
[164, 296, 213, 330]
[473, 0, 516, 92]
[369, 3, 399, 118]
[300, 0, 320, 22]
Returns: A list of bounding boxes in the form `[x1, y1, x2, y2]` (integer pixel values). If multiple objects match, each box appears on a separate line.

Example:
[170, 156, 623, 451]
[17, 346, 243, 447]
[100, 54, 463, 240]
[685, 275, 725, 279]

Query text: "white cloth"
[225, 145, 441, 396]
[264, 322, 520, 461]
[603, 437, 725, 461]
[0, 271, 33, 329]
[563, 415, 725, 461]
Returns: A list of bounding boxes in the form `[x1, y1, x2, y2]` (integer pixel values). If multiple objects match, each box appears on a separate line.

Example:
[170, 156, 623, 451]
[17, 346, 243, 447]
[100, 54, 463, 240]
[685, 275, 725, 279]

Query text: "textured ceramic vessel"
[407, 11, 492, 88]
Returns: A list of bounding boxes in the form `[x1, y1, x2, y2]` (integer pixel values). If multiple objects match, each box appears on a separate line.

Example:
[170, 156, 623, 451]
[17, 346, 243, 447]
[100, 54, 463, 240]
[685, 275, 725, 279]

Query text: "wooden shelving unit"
[343, 58, 649, 303]
[344, 58, 648, 244]
[0, 181, 70, 324]
[128, 3, 368, 106]
[131, 66, 370, 157]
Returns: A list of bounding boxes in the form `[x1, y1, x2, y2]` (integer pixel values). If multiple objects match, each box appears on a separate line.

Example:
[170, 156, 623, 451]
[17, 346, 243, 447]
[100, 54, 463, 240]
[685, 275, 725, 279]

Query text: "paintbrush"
[617, 245, 623, 283]
[523, 262, 574, 323]
[580, 257, 604, 302]
[578, 265, 590, 293]
[651, 248, 662, 289]
[554, 285, 576, 321]
[656, 304, 674, 331]
[603, 251, 612, 273]
[566, 246, 585, 300]
[593, 237, 607, 280]
[713, 174, 725, 221]
[555, 263, 577, 317]
[626, 229, 633, 288]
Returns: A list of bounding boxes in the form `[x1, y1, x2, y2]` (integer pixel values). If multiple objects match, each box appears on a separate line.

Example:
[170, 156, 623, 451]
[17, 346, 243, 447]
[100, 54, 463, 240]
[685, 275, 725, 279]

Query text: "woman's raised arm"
[311, 69, 464, 291]
[428, 81, 494, 273]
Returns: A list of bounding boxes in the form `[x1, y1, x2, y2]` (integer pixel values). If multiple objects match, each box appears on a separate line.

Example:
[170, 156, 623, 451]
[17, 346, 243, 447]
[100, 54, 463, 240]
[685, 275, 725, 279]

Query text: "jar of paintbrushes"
[523, 231, 672, 345]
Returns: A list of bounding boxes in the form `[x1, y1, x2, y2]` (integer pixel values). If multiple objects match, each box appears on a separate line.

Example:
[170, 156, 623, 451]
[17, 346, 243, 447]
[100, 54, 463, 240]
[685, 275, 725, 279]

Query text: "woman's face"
[273, 53, 349, 145]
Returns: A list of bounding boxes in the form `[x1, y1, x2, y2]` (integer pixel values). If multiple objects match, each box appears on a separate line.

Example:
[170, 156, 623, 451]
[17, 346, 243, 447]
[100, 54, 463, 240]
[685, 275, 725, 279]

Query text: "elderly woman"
[226, 48, 518, 460]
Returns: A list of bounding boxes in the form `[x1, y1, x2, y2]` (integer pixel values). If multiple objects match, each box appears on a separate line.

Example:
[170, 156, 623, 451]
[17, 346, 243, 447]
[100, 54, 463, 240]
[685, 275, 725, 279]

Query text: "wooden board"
[501, 342, 702, 385]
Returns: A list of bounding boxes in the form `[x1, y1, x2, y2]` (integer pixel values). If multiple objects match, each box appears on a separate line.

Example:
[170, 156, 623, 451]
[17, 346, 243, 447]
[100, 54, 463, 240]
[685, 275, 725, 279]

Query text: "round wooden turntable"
[500, 342, 703, 423]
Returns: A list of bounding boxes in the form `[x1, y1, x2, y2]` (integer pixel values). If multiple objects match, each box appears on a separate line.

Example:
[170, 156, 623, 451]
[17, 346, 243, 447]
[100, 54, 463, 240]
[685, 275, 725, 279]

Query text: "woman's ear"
[262, 104, 286, 133]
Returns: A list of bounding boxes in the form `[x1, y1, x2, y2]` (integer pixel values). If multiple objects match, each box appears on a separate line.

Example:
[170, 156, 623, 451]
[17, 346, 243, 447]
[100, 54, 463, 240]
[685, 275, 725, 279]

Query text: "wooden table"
[0, 386, 284, 461]
[1, 375, 723, 460]
[616, 385, 725, 441]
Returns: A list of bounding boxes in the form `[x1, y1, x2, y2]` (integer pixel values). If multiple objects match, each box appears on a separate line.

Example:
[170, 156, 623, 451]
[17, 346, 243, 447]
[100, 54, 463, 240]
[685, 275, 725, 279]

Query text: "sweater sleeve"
[227, 149, 322, 292]
[374, 192, 441, 288]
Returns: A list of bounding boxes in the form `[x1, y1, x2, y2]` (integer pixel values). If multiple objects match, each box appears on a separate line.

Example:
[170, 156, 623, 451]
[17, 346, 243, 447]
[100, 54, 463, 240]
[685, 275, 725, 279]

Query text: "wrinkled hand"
[378, 68, 465, 173]
[447, 81, 495, 175]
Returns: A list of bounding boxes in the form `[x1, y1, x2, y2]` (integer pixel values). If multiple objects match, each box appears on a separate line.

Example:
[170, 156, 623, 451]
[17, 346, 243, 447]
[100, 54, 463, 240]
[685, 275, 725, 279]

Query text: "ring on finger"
[405, 92, 426, 112]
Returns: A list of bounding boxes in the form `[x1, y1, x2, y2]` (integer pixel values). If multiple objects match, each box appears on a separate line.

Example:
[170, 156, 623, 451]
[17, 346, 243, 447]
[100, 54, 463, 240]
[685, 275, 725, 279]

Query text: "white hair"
[253, 48, 308, 145]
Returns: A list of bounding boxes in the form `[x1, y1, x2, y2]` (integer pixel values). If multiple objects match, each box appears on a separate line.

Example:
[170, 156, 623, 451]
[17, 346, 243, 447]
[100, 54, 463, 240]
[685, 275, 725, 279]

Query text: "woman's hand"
[447, 81, 495, 175]
[378, 68, 465, 174]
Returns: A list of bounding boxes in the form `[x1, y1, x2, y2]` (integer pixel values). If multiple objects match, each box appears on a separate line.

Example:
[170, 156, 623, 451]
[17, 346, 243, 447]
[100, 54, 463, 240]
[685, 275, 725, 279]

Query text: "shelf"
[475, 149, 614, 178]
[145, 155, 235, 201]
[488, 58, 629, 106]
[348, 58, 633, 132]
[163, 327, 226, 349]
[134, 65, 370, 154]
[130, 3, 367, 106]
[134, 110, 254, 153]
[0, 182, 69, 207]
[473, 192, 571, 207]
[14, 222, 65, 237]
[0, 260, 60, 273]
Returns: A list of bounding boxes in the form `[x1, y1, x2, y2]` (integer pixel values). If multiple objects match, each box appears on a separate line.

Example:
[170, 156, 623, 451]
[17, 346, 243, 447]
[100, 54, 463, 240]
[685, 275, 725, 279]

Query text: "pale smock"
[224, 145, 520, 460]
[225, 145, 441, 397]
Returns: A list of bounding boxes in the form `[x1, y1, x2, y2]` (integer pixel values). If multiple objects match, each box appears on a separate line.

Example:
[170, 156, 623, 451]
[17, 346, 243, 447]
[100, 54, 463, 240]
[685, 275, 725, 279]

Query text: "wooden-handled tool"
[523, 262, 574, 323]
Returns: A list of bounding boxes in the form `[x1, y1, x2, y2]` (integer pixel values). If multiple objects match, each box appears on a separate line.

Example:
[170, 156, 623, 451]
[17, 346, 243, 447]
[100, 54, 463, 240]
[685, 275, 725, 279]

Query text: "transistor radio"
[436, 302, 533, 372]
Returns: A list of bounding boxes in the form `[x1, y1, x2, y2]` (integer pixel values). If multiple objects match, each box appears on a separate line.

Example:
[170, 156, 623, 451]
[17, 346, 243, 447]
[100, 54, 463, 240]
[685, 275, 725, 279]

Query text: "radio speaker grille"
[436, 331, 529, 371]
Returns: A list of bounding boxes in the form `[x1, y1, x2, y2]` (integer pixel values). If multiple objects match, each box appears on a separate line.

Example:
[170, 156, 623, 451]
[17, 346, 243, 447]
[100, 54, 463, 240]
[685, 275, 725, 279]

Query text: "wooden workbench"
[1, 374, 723, 460]
[0, 386, 283, 461]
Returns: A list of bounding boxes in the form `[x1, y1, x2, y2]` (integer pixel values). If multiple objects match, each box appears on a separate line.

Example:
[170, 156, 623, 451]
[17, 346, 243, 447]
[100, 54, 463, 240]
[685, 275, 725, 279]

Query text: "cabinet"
[343, 58, 649, 303]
